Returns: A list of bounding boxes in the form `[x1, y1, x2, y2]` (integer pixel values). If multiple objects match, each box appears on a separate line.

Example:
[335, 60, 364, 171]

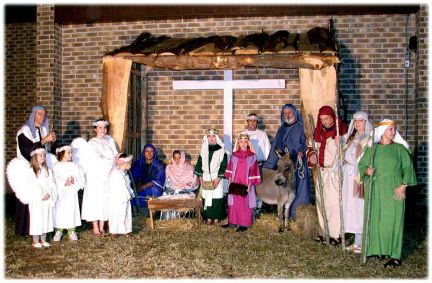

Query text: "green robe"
[194, 144, 228, 220]
[359, 143, 417, 259]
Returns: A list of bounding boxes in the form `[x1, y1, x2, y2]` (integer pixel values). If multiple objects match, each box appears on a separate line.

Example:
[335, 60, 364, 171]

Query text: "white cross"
[173, 70, 285, 153]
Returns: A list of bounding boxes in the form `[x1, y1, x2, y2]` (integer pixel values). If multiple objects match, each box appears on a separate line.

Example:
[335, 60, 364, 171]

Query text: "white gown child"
[108, 168, 134, 234]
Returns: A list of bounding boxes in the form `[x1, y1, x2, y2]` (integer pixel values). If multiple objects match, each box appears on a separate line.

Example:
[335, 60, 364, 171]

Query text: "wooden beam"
[107, 53, 339, 70]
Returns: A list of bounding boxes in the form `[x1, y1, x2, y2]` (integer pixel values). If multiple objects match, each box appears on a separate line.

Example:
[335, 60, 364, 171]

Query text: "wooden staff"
[308, 114, 330, 246]
[362, 127, 375, 263]
[334, 102, 346, 251]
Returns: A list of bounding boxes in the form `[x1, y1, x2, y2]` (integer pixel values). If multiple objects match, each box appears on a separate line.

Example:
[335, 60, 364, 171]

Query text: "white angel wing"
[6, 158, 34, 204]
[45, 153, 58, 170]
[71, 137, 98, 173]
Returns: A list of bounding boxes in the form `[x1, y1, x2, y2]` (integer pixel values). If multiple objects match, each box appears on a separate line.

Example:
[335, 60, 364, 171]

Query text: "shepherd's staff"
[308, 114, 330, 246]
[362, 127, 375, 263]
[334, 102, 346, 251]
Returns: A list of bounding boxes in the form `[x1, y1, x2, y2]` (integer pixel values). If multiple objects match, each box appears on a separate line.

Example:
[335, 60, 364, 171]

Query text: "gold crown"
[206, 128, 219, 135]
[237, 133, 250, 140]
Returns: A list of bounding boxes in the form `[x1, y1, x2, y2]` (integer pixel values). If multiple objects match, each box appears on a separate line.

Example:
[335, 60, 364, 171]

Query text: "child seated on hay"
[108, 153, 135, 239]
[52, 144, 85, 242]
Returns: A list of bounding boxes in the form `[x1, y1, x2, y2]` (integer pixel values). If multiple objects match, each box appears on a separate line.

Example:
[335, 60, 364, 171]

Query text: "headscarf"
[166, 151, 197, 190]
[313, 106, 348, 167]
[347, 111, 373, 137]
[281, 104, 303, 125]
[26, 105, 49, 139]
[131, 143, 164, 181]
[373, 119, 409, 150]
[199, 128, 226, 156]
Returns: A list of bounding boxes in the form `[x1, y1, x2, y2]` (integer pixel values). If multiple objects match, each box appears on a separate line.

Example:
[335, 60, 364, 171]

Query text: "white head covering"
[347, 111, 373, 137]
[30, 147, 46, 157]
[200, 128, 226, 156]
[92, 119, 109, 127]
[55, 145, 71, 154]
[373, 119, 409, 150]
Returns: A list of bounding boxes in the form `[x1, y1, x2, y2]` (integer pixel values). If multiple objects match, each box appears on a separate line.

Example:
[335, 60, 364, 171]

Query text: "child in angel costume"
[71, 119, 118, 237]
[52, 145, 85, 242]
[108, 153, 135, 239]
[7, 146, 56, 248]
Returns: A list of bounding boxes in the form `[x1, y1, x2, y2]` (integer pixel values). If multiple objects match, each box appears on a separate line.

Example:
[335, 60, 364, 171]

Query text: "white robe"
[201, 147, 226, 208]
[314, 139, 341, 239]
[53, 162, 85, 229]
[342, 133, 366, 234]
[108, 169, 133, 234]
[241, 129, 271, 162]
[81, 135, 118, 222]
[29, 168, 56, 236]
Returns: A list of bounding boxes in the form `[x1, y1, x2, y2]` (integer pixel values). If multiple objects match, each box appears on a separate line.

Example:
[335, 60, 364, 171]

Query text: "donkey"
[255, 147, 296, 232]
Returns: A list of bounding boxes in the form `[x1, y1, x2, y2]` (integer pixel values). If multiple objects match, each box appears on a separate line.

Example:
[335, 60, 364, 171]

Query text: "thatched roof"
[105, 27, 339, 70]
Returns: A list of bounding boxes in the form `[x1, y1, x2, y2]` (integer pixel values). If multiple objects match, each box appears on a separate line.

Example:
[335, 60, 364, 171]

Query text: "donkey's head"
[274, 147, 295, 186]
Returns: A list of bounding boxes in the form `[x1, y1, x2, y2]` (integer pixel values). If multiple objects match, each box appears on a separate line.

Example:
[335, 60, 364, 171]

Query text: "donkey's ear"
[284, 146, 290, 155]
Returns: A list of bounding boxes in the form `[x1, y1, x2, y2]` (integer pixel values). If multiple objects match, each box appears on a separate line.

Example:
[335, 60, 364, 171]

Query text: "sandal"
[367, 255, 381, 260]
[352, 246, 362, 254]
[314, 236, 326, 243]
[124, 233, 134, 238]
[384, 258, 402, 269]
[330, 237, 341, 246]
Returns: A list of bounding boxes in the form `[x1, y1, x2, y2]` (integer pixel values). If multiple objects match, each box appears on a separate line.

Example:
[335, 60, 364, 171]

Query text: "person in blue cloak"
[263, 104, 311, 219]
[130, 144, 165, 215]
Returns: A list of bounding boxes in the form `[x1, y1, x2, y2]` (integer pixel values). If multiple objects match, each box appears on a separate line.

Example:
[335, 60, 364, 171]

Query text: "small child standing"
[52, 145, 85, 241]
[29, 146, 56, 248]
[108, 153, 135, 239]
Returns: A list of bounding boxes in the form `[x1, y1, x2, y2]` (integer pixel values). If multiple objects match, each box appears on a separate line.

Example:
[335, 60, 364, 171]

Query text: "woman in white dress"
[52, 145, 85, 241]
[341, 111, 373, 253]
[81, 119, 118, 236]
[108, 153, 134, 239]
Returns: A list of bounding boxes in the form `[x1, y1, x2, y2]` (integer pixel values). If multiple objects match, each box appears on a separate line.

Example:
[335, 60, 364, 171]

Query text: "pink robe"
[224, 150, 261, 227]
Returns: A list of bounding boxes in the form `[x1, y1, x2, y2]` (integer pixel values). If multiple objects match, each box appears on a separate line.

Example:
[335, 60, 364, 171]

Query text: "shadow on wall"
[334, 20, 362, 121]
[60, 121, 84, 145]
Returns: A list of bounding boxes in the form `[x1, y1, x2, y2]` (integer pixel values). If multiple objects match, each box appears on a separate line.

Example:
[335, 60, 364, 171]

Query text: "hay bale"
[290, 204, 319, 240]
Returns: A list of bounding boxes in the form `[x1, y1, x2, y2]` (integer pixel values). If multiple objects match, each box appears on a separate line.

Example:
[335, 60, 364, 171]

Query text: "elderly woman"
[359, 119, 417, 268]
[15, 105, 56, 236]
[131, 144, 165, 216]
[194, 128, 228, 225]
[341, 111, 373, 254]
[223, 133, 261, 232]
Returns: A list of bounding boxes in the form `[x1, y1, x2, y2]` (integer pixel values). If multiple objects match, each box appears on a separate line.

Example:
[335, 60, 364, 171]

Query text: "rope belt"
[296, 157, 305, 179]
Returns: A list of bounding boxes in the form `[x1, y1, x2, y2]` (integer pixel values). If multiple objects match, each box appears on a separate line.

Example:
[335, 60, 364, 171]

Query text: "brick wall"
[36, 5, 62, 137]
[4, 22, 37, 164]
[4, 8, 428, 194]
[415, 6, 428, 195]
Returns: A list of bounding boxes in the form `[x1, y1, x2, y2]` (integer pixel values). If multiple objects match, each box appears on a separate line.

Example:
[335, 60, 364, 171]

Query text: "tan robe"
[314, 138, 341, 239]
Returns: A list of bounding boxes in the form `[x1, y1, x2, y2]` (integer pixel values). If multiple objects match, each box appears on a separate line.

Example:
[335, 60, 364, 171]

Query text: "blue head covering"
[27, 105, 49, 139]
[281, 104, 303, 125]
[131, 143, 164, 181]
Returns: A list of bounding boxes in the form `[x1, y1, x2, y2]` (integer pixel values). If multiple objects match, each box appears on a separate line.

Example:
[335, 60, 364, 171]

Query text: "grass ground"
[3, 205, 428, 279]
